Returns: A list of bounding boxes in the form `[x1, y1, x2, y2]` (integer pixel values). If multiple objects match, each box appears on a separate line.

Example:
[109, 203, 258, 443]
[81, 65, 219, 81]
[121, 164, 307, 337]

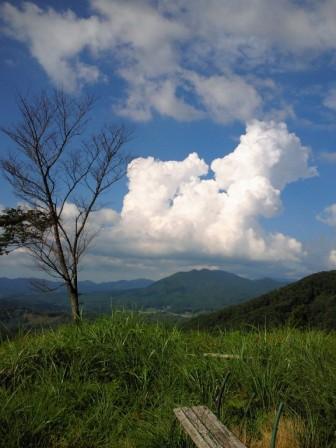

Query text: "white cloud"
[160, 0, 336, 58]
[1, 2, 102, 91]
[323, 88, 336, 111]
[116, 74, 203, 121]
[91, 0, 186, 74]
[0, 0, 184, 92]
[2, 1, 336, 122]
[186, 73, 261, 123]
[0, 121, 322, 279]
[317, 204, 336, 227]
[22, 121, 312, 272]
[103, 121, 316, 264]
[329, 249, 336, 268]
[0, 247, 38, 278]
[212, 121, 317, 190]
[319, 151, 336, 163]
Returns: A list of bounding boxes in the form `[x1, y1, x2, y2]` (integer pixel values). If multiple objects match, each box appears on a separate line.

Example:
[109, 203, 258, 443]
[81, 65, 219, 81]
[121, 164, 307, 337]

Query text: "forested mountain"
[0, 269, 286, 315]
[185, 270, 336, 330]
[100, 269, 287, 312]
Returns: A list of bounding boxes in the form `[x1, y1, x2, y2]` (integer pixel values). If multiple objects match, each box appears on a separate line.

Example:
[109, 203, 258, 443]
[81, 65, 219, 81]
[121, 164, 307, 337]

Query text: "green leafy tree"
[0, 207, 51, 255]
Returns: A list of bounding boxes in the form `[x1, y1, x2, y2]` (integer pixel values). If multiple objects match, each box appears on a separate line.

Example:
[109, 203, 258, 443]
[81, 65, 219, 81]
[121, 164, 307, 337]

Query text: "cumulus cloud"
[0, 121, 321, 279]
[186, 73, 262, 123]
[2, 0, 336, 122]
[0, 2, 102, 91]
[103, 121, 316, 264]
[317, 204, 336, 227]
[212, 121, 317, 190]
[323, 88, 336, 111]
[0, 0, 184, 91]
[116, 74, 203, 121]
[161, 0, 336, 58]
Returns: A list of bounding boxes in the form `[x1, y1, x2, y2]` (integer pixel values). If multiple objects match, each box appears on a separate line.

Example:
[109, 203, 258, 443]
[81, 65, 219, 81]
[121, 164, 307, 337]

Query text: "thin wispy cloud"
[319, 152, 336, 163]
[324, 88, 336, 111]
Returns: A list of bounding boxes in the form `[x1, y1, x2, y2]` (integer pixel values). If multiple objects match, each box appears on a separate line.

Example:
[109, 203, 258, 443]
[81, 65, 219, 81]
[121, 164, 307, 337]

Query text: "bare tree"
[1, 90, 131, 320]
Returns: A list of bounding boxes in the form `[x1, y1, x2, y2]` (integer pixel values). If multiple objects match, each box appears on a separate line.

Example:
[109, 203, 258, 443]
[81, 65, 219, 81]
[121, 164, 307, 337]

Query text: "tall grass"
[0, 312, 335, 447]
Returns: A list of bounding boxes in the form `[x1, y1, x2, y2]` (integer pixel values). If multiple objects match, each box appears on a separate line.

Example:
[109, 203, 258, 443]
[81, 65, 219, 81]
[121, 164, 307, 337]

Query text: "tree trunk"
[68, 286, 80, 321]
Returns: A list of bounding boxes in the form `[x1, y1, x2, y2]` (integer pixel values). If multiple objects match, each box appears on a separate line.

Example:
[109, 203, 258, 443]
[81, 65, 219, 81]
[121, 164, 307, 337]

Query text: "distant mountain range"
[0, 269, 287, 314]
[0, 277, 153, 297]
[185, 270, 336, 331]
[0, 277, 153, 337]
[103, 269, 287, 313]
[2, 269, 336, 335]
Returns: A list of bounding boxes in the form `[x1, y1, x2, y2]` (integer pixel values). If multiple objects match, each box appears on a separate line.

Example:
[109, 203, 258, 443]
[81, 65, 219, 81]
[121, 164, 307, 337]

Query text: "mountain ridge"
[185, 270, 336, 330]
[0, 269, 287, 313]
[0, 277, 153, 297]
[99, 269, 287, 312]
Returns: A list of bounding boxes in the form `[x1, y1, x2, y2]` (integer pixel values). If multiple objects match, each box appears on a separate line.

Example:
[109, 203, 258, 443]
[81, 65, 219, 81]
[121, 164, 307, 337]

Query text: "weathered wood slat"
[193, 406, 247, 448]
[203, 353, 240, 360]
[174, 407, 212, 447]
[174, 406, 247, 448]
[184, 407, 220, 448]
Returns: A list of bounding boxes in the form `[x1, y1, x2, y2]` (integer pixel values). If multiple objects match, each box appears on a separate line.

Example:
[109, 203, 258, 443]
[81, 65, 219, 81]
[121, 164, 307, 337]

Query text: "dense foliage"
[186, 270, 336, 331]
[0, 313, 335, 447]
[0, 207, 51, 255]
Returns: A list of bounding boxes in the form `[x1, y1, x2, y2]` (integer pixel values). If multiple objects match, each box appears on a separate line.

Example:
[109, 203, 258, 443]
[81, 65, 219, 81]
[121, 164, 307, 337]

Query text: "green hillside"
[1, 313, 336, 447]
[100, 269, 286, 313]
[185, 270, 336, 331]
[0, 270, 285, 320]
[0, 297, 74, 339]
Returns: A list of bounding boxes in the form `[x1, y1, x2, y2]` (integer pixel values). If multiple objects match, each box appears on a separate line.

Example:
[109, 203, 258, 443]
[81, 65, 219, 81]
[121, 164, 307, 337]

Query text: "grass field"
[0, 312, 335, 447]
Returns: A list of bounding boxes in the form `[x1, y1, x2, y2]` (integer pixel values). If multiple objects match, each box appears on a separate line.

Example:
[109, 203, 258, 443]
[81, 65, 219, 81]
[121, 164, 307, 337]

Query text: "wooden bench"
[174, 405, 247, 448]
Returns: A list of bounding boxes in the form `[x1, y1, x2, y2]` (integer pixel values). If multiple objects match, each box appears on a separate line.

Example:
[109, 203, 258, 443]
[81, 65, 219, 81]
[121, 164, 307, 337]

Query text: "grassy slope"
[1, 313, 336, 447]
[185, 270, 336, 331]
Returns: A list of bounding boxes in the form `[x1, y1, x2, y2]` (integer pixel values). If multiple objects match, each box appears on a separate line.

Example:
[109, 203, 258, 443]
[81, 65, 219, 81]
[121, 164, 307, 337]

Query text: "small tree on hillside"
[1, 90, 130, 320]
[0, 207, 51, 255]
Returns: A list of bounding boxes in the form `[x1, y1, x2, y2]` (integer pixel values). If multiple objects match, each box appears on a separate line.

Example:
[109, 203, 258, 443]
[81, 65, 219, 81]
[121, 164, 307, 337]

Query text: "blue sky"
[1, 0, 336, 281]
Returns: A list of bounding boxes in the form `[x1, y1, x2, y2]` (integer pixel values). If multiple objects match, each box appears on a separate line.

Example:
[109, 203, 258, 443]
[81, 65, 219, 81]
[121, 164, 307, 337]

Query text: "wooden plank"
[185, 407, 222, 448]
[186, 353, 241, 359]
[174, 407, 218, 447]
[192, 406, 247, 448]
[174, 406, 247, 448]
[203, 353, 240, 360]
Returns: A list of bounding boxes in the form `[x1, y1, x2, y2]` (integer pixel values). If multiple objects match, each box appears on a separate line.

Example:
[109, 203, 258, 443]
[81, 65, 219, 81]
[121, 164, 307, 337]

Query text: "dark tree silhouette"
[0, 207, 51, 255]
[1, 90, 131, 320]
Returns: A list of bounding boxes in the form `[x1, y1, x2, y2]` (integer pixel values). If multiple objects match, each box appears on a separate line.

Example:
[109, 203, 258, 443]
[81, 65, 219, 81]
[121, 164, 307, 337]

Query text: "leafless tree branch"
[1, 90, 131, 320]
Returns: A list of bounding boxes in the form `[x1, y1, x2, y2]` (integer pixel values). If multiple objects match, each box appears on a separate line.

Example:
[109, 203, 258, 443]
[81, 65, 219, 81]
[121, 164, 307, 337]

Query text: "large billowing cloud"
[2, 0, 336, 122]
[0, 121, 320, 279]
[99, 120, 317, 264]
